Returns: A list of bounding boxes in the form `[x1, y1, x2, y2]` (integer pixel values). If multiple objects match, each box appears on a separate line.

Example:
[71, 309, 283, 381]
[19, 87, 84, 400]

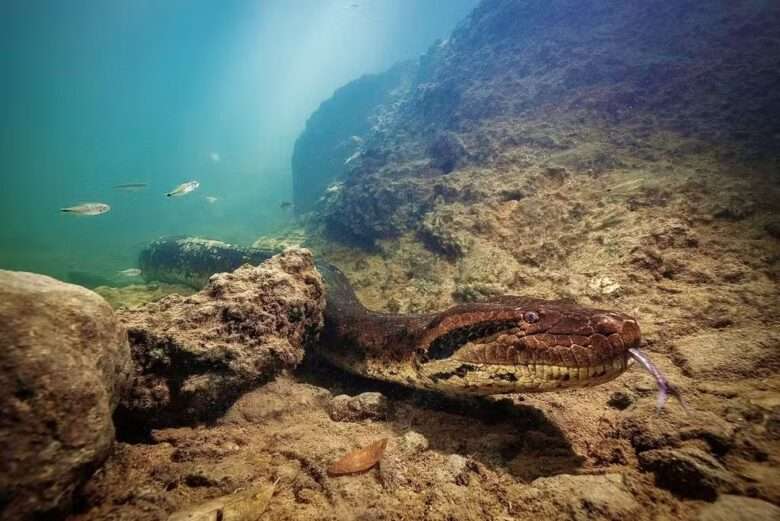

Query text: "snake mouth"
[420, 352, 631, 394]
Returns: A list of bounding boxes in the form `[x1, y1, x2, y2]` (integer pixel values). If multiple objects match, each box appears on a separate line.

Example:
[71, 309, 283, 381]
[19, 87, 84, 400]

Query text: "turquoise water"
[0, 0, 477, 284]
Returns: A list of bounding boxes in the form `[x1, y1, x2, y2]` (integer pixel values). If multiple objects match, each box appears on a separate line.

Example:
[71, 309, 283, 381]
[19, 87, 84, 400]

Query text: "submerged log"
[139, 236, 276, 289]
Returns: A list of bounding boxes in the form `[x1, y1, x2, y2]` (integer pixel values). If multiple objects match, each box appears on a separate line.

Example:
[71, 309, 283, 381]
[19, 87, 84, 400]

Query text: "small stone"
[608, 391, 635, 410]
[588, 276, 622, 296]
[399, 431, 429, 454]
[697, 494, 780, 521]
[639, 447, 736, 500]
[327, 392, 390, 422]
[444, 454, 471, 485]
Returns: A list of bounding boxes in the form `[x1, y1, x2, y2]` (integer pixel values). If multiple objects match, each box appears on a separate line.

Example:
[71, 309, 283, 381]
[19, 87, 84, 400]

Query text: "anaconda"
[140, 237, 677, 403]
[317, 262, 640, 395]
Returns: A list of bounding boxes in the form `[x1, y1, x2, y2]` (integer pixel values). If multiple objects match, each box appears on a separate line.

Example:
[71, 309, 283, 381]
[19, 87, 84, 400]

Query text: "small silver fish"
[166, 180, 200, 197]
[114, 183, 147, 192]
[344, 151, 361, 165]
[204, 196, 219, 204]
[117, 268, 142, 277]
[60, 203, 111, 216]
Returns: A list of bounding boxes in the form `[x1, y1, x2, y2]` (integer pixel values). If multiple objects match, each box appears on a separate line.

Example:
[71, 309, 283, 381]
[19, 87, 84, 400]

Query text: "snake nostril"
[595, 315, 622, 335]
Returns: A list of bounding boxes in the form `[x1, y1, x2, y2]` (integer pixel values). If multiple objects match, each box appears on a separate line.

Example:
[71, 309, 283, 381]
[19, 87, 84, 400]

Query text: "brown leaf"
[327, 438, 389, 476]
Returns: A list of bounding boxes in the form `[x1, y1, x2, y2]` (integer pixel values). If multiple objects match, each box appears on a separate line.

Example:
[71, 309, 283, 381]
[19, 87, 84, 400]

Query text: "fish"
[117, 268, 142, 277]
[205, 196, 219, 204]
[210, 152, 220, 162]
[166, 180, 200, 197]
[327, 438, 388, 476]
[60, 203, 111, 215]
[344, 151, 361, 165]
[167, 479, 278, 521]
[280, 201, 293, 210]
[113, 183, 147, 192]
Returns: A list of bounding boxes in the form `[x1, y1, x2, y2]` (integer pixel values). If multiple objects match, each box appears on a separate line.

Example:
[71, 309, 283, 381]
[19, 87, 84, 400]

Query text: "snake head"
[414, 298, 641, 394]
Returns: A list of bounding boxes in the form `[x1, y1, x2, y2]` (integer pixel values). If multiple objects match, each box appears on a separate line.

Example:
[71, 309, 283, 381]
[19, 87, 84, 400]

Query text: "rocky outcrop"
[305, 0, 780, 244]
[139, 236, 275, 289]
[291, 62, 415, 213]
[0, 271, 132, 520]
[115, 248, 325, 430]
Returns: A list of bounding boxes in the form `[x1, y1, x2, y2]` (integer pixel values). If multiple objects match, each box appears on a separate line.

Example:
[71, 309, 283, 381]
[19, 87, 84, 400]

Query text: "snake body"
[140, 237, 641, 395]
[317, 262, 640, 395]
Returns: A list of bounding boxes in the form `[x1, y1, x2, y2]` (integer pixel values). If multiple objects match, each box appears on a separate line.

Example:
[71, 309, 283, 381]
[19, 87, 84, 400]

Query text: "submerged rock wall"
[299, 0, 780, 243]
[291, 62, 415, 213]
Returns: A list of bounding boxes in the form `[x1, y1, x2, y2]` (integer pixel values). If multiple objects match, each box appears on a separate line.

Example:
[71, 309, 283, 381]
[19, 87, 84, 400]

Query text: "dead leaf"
[327, 438, 389, 476]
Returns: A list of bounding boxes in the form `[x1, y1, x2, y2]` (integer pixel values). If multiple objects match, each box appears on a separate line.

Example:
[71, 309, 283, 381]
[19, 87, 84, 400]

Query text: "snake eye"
[524, 311, 539, 323]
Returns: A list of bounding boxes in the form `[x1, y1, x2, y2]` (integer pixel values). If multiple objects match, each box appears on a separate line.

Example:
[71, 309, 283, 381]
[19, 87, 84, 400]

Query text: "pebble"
[608, 391, 636, 410]
[399, 431, 429, 454]
[444, 454, 471, 485]
[328, 392, 391, 422]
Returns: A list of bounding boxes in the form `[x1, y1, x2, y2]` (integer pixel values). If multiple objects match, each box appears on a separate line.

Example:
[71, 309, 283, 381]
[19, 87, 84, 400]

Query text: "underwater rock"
[398, 431, 429, 454]
[311, 0, 780, 243]
[251, 228, 309, 252]
[607, 390, 636, 410]
[220, 376, 331, 426]
[139, 236, 275, 289]
[764, 220, 780, 240]
[418, 206, 473, 259]
[638, 447, 737, 501]
[428, 131, 467, 174]
[115, 248, 325, 430]
[327, 392, 391, 422]
[697, 495, 780, 521]
[291, 61, 415, 213]
[514, 473, 640, 520]
[0, 270, 132, 520]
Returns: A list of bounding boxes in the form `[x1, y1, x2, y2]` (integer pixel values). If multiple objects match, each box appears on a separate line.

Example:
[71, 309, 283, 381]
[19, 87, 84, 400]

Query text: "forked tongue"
[627, 348, 687, 413]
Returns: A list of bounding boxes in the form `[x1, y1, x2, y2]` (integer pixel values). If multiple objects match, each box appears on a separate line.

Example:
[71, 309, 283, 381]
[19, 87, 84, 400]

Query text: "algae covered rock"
[116, 248, 326, 430]
[0, 270, 132, 520]
[139, 236, 275, 289]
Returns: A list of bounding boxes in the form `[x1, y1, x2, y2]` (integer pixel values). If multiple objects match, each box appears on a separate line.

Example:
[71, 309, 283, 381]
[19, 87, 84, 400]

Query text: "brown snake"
[316, 262, 642, 395]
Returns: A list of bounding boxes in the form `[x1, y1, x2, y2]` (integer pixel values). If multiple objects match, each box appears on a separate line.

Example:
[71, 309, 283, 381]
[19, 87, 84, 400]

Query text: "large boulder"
[0, 271, 132, 520]
[116, 248, 325, 430]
